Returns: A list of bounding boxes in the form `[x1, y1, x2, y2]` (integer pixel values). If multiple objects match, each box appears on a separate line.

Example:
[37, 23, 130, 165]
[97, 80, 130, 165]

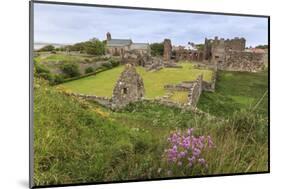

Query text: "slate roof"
[130, 43, 150, 50]
[107, 39, 132, 47]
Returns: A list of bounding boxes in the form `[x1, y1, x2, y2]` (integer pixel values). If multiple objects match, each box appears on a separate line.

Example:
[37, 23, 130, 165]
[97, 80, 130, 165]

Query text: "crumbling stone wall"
[66, 93, 112, 108]
[225, 37, 246, 51]
[203, 36, 265, 72]
[221, 51, 266, 72]
[187, 75, 203, 107]
[202, 70, 217, 92]
[175, 48, 203, 62]
[112, 64, 145, 109]
[163, 39, 172, 62]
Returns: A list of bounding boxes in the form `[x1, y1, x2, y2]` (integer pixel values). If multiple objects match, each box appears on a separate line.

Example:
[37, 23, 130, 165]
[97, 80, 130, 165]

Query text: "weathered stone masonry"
[111, 64, 145, 109]
[221, 51, 266, 72]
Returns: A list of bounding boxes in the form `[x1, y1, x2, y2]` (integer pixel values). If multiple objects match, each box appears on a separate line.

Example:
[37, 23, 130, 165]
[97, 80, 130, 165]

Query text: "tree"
[38, 45, 55, 52]
[64, 39, 106, 55]
[255, 45, 268, 49]
[150, 42, 164, 56]
[196, 44, 205, 51]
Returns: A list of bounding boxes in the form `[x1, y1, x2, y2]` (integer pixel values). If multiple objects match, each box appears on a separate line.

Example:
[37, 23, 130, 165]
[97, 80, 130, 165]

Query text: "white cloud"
[34, 3, 268, 47]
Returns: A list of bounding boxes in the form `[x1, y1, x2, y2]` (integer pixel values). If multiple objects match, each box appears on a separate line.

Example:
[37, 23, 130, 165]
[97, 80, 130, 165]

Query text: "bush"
[109, 59, 120, 67]
[101, 62, 112, 69]
[60, 63, 80, 78]
[38, 72, 53, 82]
[53, 74, 64, 84]
[34, 62, 50, 75]
[85, 67, 95, 74]
[150, 42, 164, 56]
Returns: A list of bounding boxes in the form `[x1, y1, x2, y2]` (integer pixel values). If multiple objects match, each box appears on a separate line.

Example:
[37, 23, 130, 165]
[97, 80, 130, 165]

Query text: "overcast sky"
[34, 3, 268, 47]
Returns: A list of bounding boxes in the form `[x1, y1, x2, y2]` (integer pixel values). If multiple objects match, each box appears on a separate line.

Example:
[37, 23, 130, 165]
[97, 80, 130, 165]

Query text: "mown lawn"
[58, 63, 213, 98]
[198, 70, 268, 117]
[35, 54, 85, 64]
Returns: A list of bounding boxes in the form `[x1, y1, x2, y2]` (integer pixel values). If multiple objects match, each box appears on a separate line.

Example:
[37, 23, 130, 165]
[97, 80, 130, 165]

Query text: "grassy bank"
[33, 77, 268, 186]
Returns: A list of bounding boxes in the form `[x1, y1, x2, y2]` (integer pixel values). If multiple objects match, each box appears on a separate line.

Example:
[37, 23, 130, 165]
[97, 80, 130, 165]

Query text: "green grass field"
[58, 63, 213, 98]
[34, 54, 83, 64]
[198, 70, 268, 117]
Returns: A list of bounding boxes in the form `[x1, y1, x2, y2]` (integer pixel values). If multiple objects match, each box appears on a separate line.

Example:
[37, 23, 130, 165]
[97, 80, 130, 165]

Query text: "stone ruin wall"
[66, 93, 112, 108]
[111, 65, 145, 109]
[203, 37, 267, 72]
[187, 75, 203, 107]
[175, 49, 204, 62]
[163, 39, 172, 62]
[221, 51, 266, 72]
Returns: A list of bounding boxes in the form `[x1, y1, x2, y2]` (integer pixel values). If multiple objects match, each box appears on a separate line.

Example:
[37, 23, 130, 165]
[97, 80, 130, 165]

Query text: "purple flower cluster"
[164, 128, 214, 167]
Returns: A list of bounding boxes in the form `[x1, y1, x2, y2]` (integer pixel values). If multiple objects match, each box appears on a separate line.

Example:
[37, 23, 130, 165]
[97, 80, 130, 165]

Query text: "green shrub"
[60, 63, 80, 78]
[109, 59, 120, 67]
[38, 72, 53, 82]
[53, 74, 64, 84]
[150, 42, 164, 56]
[101, 62, 112, 69]
[85, 67, 95, 74]
[34, 62, 50, 74]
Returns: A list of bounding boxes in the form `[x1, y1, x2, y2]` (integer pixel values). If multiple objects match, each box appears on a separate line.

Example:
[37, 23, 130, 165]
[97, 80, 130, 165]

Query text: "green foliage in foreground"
[34, 78, 268, 186]
[198, 70, 268, 117]
[59, 63, 213, 98]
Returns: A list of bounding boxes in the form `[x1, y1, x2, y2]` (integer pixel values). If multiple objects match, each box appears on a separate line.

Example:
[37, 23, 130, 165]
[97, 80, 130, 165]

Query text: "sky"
[34, 3, 268, 47]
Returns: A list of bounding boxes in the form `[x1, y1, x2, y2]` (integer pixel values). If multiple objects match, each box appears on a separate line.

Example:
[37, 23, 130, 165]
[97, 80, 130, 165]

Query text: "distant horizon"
[34, 3, 268, 47]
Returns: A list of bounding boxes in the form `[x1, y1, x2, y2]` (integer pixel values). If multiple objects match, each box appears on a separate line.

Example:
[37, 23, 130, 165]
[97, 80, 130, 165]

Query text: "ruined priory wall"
[221, 51, 266, 72]
[67, 93, 112, 108]
[187, 75, 203, 107]
[202, 70, 217, 92]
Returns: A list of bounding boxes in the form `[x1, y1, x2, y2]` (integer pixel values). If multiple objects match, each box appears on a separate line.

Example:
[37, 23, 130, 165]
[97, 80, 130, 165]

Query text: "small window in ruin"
[215, 56, 219, 59]
[122, 87, 128, 95]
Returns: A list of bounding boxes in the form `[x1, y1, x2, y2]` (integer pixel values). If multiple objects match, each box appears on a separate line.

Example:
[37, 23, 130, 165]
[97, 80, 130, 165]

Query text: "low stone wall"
[202, 70, 217, 92]
[67, 92, 112, 108]
[222, 51, 266, 72]
[187, 75, 203, 107]
[164, 82, 193, 91]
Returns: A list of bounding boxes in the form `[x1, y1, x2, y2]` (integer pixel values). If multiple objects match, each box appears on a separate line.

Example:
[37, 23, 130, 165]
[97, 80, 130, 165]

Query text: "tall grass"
[33, 76, 268, 186]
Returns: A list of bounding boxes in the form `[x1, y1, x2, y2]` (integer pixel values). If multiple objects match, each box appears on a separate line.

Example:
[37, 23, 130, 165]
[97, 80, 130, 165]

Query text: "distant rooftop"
[130, 43, 150, 50]
[107, 39, 132, 47]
